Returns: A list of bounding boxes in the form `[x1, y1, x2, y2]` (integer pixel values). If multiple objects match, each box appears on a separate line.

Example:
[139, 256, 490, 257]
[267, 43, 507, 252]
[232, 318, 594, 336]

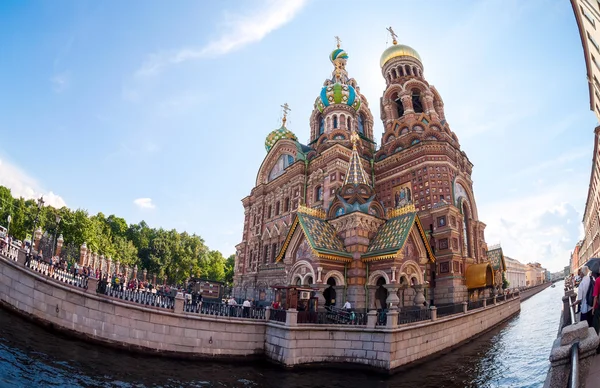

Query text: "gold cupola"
[380, 27, 422, 67]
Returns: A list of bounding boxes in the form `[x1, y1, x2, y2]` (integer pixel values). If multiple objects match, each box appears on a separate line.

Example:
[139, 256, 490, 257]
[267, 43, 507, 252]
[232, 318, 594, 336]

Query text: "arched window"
[263, 245, 268, 264]
[267, 205, 272, 219]
[399, 67, 404, 77]
[405, 65, 411, 75]
[335, 207, 345, 216]
[333, 115, 338, 129]
[271, 243, 277, 262]
[268, 154, 295, 181]
[395, 95, 405, 117]
[358, 114, 365, 134]
[462, 202, 472, 257]
[412, 89, 424, 113]
[392, 68, 398, 78]
[319, 115, 325, 135]
[413, 66, 418, 76]
[275, 201, 280, 216]
[284, 197, 290, 212]
[347, 117, 351, 132]
[315, 186, 323, 202]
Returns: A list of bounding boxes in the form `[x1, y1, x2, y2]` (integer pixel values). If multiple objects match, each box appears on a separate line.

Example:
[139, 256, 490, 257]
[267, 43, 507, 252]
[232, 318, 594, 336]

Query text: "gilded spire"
[334, 35, 341, 49]
[344, 131, 369, 186]
[281, 102, 291, 126]
[386, 26, 398, 45]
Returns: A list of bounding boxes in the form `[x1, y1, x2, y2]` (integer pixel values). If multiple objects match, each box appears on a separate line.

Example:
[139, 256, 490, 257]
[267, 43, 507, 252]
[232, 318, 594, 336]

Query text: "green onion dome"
[265, 124, 297, 152]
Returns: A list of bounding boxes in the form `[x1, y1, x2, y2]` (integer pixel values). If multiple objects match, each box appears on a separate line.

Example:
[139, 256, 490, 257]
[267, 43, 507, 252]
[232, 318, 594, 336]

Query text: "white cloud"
[0, 158, 67, 208]
[133, 197, 156, 209]
[135, 0, 308, 77]
[50, 72, 70, 93]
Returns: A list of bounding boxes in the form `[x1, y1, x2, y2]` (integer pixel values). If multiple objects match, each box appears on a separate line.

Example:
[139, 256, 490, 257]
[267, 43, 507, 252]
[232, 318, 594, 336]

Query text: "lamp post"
[30, 196, 44, 251]
[6, 215, 11, 237]
[51, 214, 61, 258]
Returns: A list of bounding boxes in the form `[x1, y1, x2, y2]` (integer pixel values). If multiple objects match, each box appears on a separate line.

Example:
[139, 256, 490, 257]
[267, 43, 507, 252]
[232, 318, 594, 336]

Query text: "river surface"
[0, 283, 562, 388]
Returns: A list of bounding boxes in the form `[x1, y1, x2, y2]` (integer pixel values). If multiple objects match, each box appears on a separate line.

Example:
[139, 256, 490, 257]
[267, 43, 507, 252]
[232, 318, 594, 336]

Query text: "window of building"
[315, 186, 323, 202]
[267, 205, 272, 218]
[439, 238, 449, 250]
[319, 115, 325, 135]
[437, 216, 446, 227]
[330, 173, 336, 182]
[395, 96, 405, 117]
[333, 115, 338, 129]
[263, 245, 269, 264]
[268, 154, 295, 181]
[347, 117, 351, 132]
[589, 32, 600, 53]
[275, 201, 280, 216]
[412, 89, 424, 113]
[284, 197, 290, 212]
[358, 114, 365, 134]
[582, 6, 596, 27]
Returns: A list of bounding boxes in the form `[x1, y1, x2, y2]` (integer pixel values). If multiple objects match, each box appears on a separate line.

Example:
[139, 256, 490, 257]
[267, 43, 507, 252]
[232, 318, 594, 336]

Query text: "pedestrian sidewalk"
[586, 352, 600, 387]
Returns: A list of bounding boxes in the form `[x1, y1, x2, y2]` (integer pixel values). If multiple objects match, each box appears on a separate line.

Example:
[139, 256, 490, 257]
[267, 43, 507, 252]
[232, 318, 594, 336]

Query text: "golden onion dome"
[380, 44, 421, 67]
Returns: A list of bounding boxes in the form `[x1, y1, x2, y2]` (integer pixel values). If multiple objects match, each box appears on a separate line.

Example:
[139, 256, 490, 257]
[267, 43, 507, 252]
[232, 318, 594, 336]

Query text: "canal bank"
[0, 275, 562, 387]
[0, 252, 521, 373]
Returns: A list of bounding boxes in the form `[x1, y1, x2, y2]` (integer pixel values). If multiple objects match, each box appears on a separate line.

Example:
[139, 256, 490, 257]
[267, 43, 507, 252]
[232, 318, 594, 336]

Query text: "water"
[0, 283, 562, 388]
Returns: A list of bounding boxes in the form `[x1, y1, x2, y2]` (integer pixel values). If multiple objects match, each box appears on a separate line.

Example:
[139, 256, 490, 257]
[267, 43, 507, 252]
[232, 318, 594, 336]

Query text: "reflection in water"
[0, 283, 561, 388]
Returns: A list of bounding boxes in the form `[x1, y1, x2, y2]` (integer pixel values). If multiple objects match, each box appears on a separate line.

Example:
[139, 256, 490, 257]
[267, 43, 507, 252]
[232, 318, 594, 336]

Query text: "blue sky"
[0, 0, 594, 272]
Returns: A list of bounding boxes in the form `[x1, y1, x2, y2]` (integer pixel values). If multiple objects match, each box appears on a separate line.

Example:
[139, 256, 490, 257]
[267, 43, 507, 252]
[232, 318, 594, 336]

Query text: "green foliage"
[0, 185, 232, 284]
[502, 272, 509, 289]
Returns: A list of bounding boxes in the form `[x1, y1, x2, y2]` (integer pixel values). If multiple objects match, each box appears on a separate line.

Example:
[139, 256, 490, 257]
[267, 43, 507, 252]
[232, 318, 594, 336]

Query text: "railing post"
[86, 277, 98, 294]
[285, 308, 298, 327]
[265, 306, 271, 321]
[174, 292, 184, 312]
[386, 309, 398, 328]
[493, 295, 497, 305]
[462, 301, 468, 314]
[483, 298, 487, 308]
[367, 310, 377, 328]
[430, 306, 437, 321]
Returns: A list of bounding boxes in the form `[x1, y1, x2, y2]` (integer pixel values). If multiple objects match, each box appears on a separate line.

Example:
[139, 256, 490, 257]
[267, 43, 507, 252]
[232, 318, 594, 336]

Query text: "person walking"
[572, 267, 593, 327]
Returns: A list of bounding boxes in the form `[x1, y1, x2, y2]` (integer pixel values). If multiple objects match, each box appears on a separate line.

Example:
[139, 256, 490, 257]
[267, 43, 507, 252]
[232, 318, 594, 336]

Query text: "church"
[233, 30, 496, 310]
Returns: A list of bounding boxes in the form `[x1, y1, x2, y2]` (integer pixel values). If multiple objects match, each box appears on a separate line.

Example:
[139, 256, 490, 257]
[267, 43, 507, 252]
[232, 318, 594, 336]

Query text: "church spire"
[343, 131, 369, 186]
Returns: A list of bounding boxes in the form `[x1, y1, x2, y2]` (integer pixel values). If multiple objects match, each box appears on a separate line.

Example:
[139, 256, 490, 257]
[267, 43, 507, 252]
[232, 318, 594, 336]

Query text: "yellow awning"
[465, 263, 495, 290]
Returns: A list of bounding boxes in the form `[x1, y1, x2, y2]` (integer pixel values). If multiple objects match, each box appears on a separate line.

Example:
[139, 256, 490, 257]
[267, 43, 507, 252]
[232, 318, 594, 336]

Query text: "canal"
[0, 283, 561, 388]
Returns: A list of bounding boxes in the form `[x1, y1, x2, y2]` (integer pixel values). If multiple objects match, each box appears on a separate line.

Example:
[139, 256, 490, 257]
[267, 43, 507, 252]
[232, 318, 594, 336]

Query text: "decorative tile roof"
[487, 247, 506, 271]
[362, 208, 435, 262]
[344, 132, 370, 186]
[275, 207, 351, 263]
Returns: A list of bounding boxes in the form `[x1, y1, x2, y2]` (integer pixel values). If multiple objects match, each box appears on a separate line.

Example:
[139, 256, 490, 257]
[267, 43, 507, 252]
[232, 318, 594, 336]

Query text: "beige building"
[579, 127, 600, 267]
[525, 262, 546, 286]
[504, 256, 527, 289]
[571, 0, 600, 121]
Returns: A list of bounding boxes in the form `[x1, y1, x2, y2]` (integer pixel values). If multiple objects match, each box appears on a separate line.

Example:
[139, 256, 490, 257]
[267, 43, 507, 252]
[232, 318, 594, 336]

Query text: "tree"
[224, 254, 235, 286]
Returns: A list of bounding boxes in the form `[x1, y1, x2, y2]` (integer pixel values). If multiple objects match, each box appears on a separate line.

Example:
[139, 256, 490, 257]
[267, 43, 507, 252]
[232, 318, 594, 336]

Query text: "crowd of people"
[570, 266, 600, 354]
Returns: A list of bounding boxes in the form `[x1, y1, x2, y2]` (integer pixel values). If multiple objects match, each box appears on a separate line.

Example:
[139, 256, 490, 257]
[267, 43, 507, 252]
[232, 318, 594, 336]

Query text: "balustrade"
[268, 309, 287, 323]
[183, 300, 266, 320]
[26, 257, 88, 289]
[96, 283, 175, 310]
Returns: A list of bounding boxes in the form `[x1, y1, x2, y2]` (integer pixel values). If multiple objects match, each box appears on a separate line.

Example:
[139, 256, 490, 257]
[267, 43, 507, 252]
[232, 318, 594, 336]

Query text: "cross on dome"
[281, 103, 291, 126]
[334, 35, 342, 49]
[386, 26, 398, 45]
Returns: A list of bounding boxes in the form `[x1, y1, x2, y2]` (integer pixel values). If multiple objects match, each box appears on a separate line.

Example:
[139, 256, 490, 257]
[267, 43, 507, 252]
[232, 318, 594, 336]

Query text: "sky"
[0, 0, 594, 272]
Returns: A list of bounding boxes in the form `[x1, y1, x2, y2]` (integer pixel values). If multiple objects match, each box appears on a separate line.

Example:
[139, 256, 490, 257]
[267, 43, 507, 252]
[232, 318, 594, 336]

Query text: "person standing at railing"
[242, 298, 251, 318]
[572, 267, 593, 327]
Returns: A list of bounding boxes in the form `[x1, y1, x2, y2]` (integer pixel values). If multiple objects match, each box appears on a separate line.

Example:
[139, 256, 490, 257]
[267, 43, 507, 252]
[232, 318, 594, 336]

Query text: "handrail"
[568, 295, 576, 325]
[570, 342, 579, 388]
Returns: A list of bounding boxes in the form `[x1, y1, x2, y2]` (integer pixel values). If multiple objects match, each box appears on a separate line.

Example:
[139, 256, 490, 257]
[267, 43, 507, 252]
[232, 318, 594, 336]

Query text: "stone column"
[56, 235, 64, 257]
[317, 267, 323, 283]
[99, 255, 105, 272]
[264, 306, 271, 321]
[313, 284, 326, 311]
[107, 257, 113, 274]
[285, 308, 298, 327]
[133, 265, 138, 280]
[413, 284, 426, 307]
[87, 277, 98, 293]
[546, 321, 600, 387]
[367, 310, 377, 328]
[33, 228, 42, 252]
[462, 301, 468, 313]
[79, 243, 88, 266]
[483, 298, 487, 308]
[430, 306, 437, 321]
[390, 267, 397, 283]
[174, 292, 184, 312]
[142, 269, 147, 282]
[368, 285, 377, 311]
[384, 284, 400, 310]
[115, 260, 120, 275]
[493, 295, 497, 305]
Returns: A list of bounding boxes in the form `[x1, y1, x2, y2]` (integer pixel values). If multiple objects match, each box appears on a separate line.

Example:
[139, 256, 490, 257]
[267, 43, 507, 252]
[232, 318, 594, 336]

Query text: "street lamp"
[30, 196, 44, 251]
[51, 214, 61, 257]
[6, 215, 11, 237]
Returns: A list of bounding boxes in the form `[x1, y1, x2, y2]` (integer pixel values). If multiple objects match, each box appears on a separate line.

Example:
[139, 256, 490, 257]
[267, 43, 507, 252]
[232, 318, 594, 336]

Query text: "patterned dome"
[380, 44, 421, 67]
[329, 48, 348, 63]
[316, 83, 361, 113]
[265, 125, 298, 152]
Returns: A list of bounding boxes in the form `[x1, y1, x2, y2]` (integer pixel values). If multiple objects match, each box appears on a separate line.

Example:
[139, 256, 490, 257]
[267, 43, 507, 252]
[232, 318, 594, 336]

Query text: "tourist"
[591, 271, 600, 347]
[242, 298, 251, 318]
[272, 300, 280, 310]
[572, 267, 593, 327]
[343, 300, 352, 310]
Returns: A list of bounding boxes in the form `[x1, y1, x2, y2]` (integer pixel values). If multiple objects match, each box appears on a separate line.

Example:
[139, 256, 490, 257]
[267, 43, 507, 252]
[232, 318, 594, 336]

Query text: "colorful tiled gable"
[487, 247, 506, 271]
[297, 213, 351, 260]
[364, 212, 416, 259]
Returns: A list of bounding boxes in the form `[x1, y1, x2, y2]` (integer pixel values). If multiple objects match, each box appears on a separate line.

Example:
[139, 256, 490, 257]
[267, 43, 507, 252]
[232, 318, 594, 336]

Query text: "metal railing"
[436, 302, 464, 317]
[297, 308, 367, 325]
[183, 300, 266, 320]
[97, 282, 175, 310]
[398, 307, 431, 324]
[468, 300, 484, 310]
[269, 308, 286, 323]
[26, 257, 88, 289]
[567, 294, 579, 388]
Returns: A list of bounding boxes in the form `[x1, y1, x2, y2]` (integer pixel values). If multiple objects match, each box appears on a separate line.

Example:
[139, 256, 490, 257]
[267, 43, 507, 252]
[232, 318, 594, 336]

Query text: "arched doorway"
[374, 277, 388, 310]
[324, 277, 337, 307]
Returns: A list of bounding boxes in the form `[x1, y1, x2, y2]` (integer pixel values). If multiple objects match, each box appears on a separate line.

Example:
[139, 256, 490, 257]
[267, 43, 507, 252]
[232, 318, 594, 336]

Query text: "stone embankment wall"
[0, 255, 265, 357]
[0, 253, 521, 371]
[265, 299, 520, 371]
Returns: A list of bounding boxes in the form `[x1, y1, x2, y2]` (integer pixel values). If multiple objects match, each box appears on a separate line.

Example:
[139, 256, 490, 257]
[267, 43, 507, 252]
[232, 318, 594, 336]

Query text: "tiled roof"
[363, 212, 416, 259]
[297, 212, 351, 260]
[487, 247, 506, 271]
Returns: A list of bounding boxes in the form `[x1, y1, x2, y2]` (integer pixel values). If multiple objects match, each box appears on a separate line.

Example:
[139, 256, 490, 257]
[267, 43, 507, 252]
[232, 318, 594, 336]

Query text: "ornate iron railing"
[96, 282, 175, 310]
[26, 257, 88, 289]
[398, 307, 431, 324]
[183, 300, 266, 320]
[297, 307, 367, 325]
[436, 303, 465, 317]
[269, 308, 287, 323]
